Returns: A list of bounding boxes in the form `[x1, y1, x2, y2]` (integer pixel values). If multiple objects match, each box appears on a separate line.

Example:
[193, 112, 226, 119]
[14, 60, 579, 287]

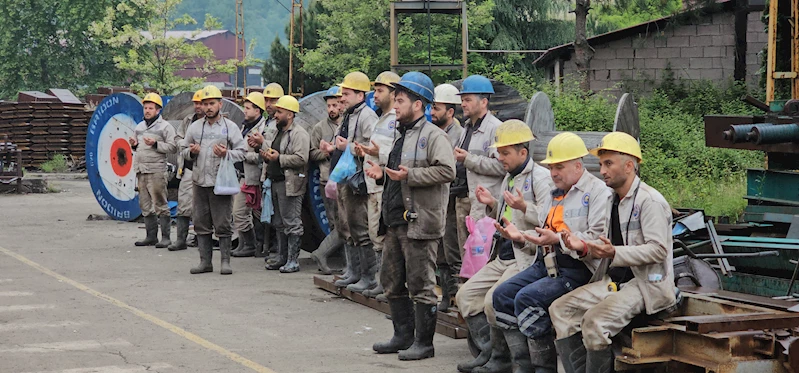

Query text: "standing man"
[230, 92, 268, 258]
[169, 89, 204, 252]
[430, 83, 464, 312]
[309, 86, 344, 274]
[262, 95, 310, 273]
[327, 72, 379, 288]
[366, 72, 455, 361]
[352, 71, 400, 296]
[550, 133, 675, 373]
[130, 93, 178, 248]
[455, 120, 552, 373]
[182, 85, 247, 275]
[489, 133, 610, 373]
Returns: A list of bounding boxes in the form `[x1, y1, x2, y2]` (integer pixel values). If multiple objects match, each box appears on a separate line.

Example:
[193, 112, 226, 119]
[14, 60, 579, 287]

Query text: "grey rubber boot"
[334, 245, 361, 287]
[585, 346, 613, 373]
[135, 215, 159, 246]
[554, 333, 586, 373]
[347, 245, 378, 293]
[438, 265, 452, 312]
[265, 232, 288, 270]
[398, 303, 437, 361]
[472, 327, 512, 373]
[253, 221, 267, 257]
[155, 215, 172, 248]
[231, 229, 256, 257]
[311, 230, 344, 275]
[362, 252, 384, 298]
[457, 313, 492, 373]
[190, 234, 213, 274]
[168, 216, 189, 251]
[373, 297, 415, 354]
[219, 236, 233, 275]
[279, 235, 301, 273]
[504, 329, 533, 373]
[529, 335, 557, 373]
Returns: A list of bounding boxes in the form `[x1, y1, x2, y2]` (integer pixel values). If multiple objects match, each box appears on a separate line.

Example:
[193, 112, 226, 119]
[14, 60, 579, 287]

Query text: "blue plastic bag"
[329, 144, 357, 183]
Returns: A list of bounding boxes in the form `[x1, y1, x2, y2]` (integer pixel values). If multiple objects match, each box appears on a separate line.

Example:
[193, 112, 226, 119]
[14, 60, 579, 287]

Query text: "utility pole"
[288, 0, 303, 97]
[235, 0, 247, 97]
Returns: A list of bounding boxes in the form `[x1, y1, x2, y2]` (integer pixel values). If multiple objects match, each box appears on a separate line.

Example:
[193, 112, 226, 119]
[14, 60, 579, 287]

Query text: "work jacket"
[486, 160, 553, 270]
[182, 117, 246, 187]
[458, 112, 505, 219]
[591, 177, 676, 315]
[383, 118, 456, 240]
[309, 117, 340, 185]
[365, 108, 397, 194]
[177, 113, 202, 178]
[241, 116, 267, 186]
[442, 119, 463, 149]
[266, 122, 310, 197]
[132, 116, 178, 174]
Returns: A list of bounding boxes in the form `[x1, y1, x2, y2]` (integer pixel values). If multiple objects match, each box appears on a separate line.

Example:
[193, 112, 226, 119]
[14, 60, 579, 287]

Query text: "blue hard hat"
[458, 75, 495, 95]
[394, 71, 435, 104]
[323, 86, 341, 99]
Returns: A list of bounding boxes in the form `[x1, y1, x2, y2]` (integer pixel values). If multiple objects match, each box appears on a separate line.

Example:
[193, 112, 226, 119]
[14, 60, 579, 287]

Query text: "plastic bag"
[460, 216, 496, 279]
[325, 180, 338, 199]
[329, 144, 357, 183]
[214, 154, 240, 196]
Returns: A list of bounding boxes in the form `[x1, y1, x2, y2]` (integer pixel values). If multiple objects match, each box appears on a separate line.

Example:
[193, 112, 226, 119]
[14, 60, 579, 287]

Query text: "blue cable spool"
[85, 93, 144, 221]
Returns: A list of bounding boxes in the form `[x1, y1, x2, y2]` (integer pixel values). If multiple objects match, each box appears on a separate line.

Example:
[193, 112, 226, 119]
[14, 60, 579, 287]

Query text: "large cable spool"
[86, 93, 144, 221]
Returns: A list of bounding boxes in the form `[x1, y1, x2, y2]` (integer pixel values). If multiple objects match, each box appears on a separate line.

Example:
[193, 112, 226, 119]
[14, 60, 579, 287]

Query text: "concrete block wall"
[746, 11, 767, 89]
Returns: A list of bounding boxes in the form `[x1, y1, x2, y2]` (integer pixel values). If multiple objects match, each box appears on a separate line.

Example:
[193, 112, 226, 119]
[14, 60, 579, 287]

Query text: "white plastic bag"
[214, 154, 240, 196]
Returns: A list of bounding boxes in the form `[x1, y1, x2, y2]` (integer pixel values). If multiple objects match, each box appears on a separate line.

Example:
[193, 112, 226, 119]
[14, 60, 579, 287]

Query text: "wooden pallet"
[313, 275, 468, 339]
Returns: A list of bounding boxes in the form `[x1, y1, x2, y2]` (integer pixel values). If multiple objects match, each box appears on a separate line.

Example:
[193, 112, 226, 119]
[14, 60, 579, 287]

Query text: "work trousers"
[232, 179, 257, 232]
[335, 184, 350, 241]
[176, 169, 193, 217]
[137, 172, 169, 217]
[492, 259, 592, 338]
[454, 196, 471, 251]
[271, 180, 304, 237]
[367, 192, 384, 252]
[381, 225, 439, 305]
[322, 192, 337, 232]
[437, 195, 462, 273]
[339, 184, 370, 248]
[192, 185, 233, 237]
[455, 257, 519, 325]
[550, 275, 646, 351]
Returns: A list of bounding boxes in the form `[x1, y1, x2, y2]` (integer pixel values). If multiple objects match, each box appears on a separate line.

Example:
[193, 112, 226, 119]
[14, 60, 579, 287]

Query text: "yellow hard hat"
[275, 95, 300, 113]
[373, 71, 400, 88]
[540, 132, 589, 164]
[493, 119, 534, 148]
[192, 89, 203, 102]
[264, 83, 285, 99]
[244, 92, 266, 111]
[142, 93, 163, 107]
[589, 132, 643, 163]
[201, 85, 223, 100]
[338, 71, 371, 92]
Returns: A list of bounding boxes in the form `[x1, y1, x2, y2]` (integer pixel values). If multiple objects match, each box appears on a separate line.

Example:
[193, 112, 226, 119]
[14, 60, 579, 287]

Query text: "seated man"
[550, 132, 675, 373]
[490, 132, 611, 373]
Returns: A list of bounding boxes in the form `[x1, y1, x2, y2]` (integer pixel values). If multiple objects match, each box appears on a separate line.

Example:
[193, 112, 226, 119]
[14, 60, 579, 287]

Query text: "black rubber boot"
[472, 327, 512, 373]
[347, 246, 378, 293]
[168, 216, 189, 251]
[155, 215, 172, 248]
[554, 333, 586, 373]
[504, 329, 533, 373]
[190, 234, 213, 274]
[438, 265, 452, 312]
[311, 229, 344, 275]
[398, 303, 437, 361]
[457, 313, 492, 373]
[373, 297, 415, 354]
[135, 215, 158, 246]
[219, 236, 233, 275]
[253, 221, 267, 257]
[279, 234, 301, 273]
[529, 335, 557, 373]
[265, 233, 288, 270]
[362, 253, 384, 297]
[231, 229, 256, 257]
[586, 346, 613, 373]
[334, 245, 361, 287]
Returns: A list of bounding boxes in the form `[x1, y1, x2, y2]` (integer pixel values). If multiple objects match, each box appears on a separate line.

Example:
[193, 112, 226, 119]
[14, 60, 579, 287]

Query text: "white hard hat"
[434, 84, 461, 105]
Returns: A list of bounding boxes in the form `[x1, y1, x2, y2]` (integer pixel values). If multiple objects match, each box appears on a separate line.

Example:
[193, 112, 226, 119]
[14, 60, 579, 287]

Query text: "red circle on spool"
[110, 138, 133, 177]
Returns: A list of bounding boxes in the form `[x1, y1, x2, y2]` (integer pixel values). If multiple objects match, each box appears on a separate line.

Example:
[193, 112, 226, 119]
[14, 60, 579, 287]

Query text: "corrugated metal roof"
[140, 30, 230, 41]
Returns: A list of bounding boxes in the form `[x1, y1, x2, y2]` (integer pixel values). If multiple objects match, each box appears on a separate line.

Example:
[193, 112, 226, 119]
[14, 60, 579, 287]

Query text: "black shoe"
[168, 216, 189, 251]
[398, 303, 437, 361]
[555, 333, 586, 373]
[373, 298, 415, 354]
[346, 246, 378, 292]
[334, 245, 361, 287]
[135, 216, 158, 246]
[472, 327, 512, 373]
[586, 346, 613, 373]
[457, 313, 492, 373]
[265, 233, 288, 270]
[231, 229, 256, 257]
[155, 215, 172, 248]
[190, 235, 213, 274]
[279, 234, 301, 273]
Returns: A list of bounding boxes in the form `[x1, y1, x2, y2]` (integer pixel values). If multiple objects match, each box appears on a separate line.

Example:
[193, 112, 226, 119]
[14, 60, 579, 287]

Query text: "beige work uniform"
[310, 117, 341, 230]
[365, 109, 397, 252]
[133, 116, 178, 217]
[549, 177, 675, 351]
[176, 114, 201, 217]
[438, 120, 465, 271]
[232, 116, 267, 232]
[456, 161, 552, 324]
[338, 102, 378, 247]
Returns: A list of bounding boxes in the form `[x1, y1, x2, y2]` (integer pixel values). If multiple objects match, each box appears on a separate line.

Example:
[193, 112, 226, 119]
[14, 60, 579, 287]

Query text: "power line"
[272, 0, 291, 13]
